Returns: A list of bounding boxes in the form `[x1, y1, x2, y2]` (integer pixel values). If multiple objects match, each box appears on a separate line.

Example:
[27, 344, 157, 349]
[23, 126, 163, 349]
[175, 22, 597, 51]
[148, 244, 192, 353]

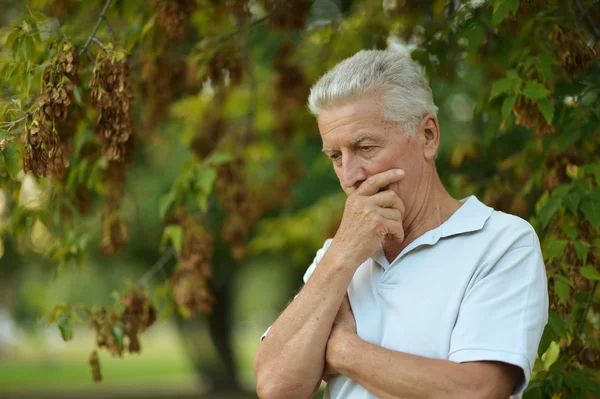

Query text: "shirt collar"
[439, 195, 494, 238]
[371, 196, 494, 269]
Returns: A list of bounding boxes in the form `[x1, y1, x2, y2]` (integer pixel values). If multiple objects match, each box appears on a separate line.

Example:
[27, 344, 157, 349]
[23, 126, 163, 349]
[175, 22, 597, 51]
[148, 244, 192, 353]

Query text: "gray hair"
[307, 50, 438, 134]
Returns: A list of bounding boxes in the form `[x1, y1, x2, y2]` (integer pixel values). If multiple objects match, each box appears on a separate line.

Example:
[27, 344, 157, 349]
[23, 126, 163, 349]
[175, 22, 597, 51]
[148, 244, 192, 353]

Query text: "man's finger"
[384, 219, 404, 242]
[356, 169, 405, 196]
[378, 207, 403, 221]
[372, 190, 404, 211]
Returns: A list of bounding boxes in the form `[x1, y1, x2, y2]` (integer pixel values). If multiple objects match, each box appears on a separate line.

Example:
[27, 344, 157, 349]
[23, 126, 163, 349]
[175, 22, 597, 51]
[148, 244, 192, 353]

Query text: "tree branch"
[137, 247, 175, 287]
[573, 0, 600, 41]
[79, 0, 113, 56]
[216, 13, 272, 46]
[0, 112, 31, 131]
[241, 25, 256, 147]
[91, 37, 108, 51]
[577, 281, 598, 335]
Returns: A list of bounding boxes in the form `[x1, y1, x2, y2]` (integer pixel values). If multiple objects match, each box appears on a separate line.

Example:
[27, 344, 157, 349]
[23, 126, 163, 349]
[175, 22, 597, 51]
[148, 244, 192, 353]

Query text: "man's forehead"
[321, 134, 378, 152]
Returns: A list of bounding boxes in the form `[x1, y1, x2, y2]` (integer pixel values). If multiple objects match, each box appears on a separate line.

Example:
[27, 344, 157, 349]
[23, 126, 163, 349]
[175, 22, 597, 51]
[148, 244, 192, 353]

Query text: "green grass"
[0, 357, 194, 387]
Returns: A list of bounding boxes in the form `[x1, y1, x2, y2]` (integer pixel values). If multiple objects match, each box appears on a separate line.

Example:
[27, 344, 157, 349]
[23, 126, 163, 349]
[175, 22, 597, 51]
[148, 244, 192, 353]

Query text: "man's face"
[318, 93, 427, 209]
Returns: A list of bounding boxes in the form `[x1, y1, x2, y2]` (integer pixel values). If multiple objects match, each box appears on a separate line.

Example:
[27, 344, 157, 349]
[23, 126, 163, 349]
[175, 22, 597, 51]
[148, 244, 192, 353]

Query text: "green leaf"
[111, 325, 124, 351]
[537, 98, 554, 125]
[581, 264, 600, 281]
[564, 191, 581, 215]
[195, 166, 217, 212]
[196, 166, 217, 193]
[581, 200, 600, 231]
[547, 311, 567, 340]
[2, 141, 19, 179]
[58, 314, 73, 341]
[24, 61, 31, 97]
[158, 191, 176, 220]
[554, 275, 571, 305]
[541, 341, 560, 371]
[160, 224, 183, 253]
[538, 195, 562, 228]
[536, 53, 554, 81]
[23, 36, 35, 62]
[573, 241, 589, 264]
[5, 62, 20, 82]
[590, 188, 600, 202]
[12, 35, 21, 61]
[556, 129, 581, 152]
[140, 15, 156, 39]
[73, 86, 83, 105]
[523, 80, 549, 100]
[490, 78, 515, 100]
[5, 27, 22, 51]
[560, 224, 578, 240]
[501, 94, 517, 121]
[492, 0, 520, 26]
[206, 152, 234, 165]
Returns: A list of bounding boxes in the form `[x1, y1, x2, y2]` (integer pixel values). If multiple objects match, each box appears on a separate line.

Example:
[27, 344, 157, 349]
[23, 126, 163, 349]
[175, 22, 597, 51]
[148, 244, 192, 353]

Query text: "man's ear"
[419, 114, 440, 161]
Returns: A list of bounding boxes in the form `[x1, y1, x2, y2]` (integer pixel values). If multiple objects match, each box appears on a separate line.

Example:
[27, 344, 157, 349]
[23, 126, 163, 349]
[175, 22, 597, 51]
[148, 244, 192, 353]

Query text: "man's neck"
[382, 173, 462, 263]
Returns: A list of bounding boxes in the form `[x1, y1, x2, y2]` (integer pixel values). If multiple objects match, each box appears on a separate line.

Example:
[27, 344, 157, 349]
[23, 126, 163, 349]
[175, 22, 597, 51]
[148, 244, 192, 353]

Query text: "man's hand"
[329, 169, 406, 267]
[322, 296, 357, 381]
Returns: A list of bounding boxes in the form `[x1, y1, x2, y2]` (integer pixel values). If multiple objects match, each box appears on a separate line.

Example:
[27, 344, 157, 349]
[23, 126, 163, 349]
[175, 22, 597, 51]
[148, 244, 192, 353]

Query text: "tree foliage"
[0, 0, 599, 396]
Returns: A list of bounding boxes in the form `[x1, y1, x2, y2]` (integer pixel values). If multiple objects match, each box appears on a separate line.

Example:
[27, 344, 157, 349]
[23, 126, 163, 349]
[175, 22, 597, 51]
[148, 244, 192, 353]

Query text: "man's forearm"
[253, 251, 356, 399]
[333, 335, 516, 399]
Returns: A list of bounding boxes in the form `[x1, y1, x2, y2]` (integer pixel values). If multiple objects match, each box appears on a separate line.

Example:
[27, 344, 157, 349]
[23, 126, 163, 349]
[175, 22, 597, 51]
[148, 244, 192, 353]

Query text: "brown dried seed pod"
[89, 350, 102, 383]
[154, 0, 197, 39]
[549, 27, 595, 77]
[90, 52, 135, 162]
[512, 96, 555, 136]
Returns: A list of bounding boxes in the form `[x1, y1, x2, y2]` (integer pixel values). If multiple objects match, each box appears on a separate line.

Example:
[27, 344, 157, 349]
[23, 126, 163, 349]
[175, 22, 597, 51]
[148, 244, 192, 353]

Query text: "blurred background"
[0, 0, 599, 398]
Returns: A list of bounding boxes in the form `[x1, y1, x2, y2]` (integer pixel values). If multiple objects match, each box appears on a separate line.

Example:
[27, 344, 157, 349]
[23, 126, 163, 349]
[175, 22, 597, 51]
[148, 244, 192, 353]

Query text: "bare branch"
[79, 0, 113, 56]
[0, 112, 31, 131]
[241, 24, 256, 147]
[216, 13, 272, 47]
[578, 281, 599, 335]
[573, 0, 600, 41]
[91, 37, 108, 51]
[137, 247, 175, 287]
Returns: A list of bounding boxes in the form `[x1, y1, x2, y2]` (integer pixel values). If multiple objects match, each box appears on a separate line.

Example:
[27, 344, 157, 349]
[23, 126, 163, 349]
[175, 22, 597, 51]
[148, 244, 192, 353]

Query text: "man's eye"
[361, 146, 373, 151]
[330, 153, 341, 160]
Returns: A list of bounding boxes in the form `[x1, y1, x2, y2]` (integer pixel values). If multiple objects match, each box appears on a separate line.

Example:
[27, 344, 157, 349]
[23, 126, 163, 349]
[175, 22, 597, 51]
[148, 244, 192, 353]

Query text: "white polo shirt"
[263, 196, 548, 399]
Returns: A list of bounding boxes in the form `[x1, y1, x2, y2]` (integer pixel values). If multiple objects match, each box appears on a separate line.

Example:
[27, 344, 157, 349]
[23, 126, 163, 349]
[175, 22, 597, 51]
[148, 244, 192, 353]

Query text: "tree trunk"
[174, 274, 241, 393]
[205, 276, 241, 392]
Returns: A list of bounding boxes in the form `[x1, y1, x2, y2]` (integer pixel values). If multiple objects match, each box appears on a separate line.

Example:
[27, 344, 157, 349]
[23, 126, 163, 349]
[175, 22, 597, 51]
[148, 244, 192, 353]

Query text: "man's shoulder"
[482, 209, 539, 249]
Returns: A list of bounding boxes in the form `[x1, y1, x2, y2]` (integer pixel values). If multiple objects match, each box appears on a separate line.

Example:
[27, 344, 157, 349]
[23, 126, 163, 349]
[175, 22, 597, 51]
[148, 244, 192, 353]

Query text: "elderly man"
[253, 50, 548, 399]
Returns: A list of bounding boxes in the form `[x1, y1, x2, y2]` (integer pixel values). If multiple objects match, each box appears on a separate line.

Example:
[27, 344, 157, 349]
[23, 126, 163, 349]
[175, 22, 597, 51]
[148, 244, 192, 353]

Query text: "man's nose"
[340, 155, 368, 190]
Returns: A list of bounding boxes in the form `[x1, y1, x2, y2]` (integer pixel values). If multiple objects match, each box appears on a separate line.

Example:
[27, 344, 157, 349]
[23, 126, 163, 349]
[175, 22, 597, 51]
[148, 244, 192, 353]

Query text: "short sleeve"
[260, 239, 333, 342]
[448, 240, 549, 395]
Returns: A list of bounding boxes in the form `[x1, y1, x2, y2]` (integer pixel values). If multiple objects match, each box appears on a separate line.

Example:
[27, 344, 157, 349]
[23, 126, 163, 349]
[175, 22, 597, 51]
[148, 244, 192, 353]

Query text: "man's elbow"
[255, 364, 313, 399]
[256, 381, 289, 399]
[255, 377, 308, 399]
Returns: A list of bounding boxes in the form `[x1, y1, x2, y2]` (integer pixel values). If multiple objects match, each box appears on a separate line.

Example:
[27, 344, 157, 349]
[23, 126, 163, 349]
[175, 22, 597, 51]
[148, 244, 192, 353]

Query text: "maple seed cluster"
[205, 46, 244, 87]
[512, 96, 555, 136]
[261, 0, 312, 30]
[272, 41, 309, 141]
[90, 51, 134, 162]
[216, 156, 262, 260]
[23, 43, 80, 178]
[168, 212, 215, 315]
[89, 350, 102, 383]
[549, 27, 595, 77]
[153, 0, 197, 40]
[89, 289, 157, 381]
